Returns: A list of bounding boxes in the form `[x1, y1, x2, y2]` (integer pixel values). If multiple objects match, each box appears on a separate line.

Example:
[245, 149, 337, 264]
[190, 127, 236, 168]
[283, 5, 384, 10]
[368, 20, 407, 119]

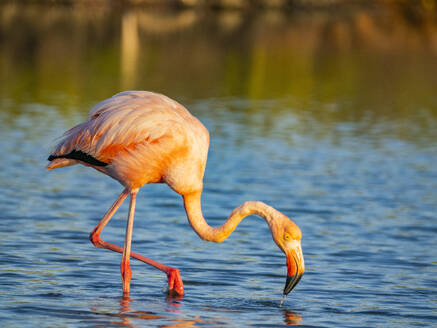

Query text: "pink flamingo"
[47, 91, 304, 297]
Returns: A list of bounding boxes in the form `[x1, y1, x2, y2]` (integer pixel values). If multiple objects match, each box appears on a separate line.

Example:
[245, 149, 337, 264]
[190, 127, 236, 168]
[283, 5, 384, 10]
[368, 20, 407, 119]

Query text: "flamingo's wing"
[49, 91, 191, 166]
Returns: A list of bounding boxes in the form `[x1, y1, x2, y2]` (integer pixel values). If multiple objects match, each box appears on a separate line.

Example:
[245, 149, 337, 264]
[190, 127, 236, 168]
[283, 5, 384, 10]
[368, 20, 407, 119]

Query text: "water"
[1, 3, 437, 327]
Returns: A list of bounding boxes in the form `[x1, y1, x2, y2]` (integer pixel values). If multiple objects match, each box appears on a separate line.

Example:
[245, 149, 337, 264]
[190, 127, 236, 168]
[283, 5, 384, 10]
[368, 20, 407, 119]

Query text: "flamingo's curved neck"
[182, 192, 277, 243]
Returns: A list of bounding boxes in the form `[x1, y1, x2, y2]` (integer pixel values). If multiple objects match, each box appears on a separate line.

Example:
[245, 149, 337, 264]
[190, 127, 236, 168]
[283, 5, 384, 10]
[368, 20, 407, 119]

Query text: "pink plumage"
[48, 91, 209, 192]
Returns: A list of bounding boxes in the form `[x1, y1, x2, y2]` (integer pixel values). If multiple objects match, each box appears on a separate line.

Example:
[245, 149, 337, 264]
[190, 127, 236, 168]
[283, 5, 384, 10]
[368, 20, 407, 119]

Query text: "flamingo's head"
[269, 213, 305, 295]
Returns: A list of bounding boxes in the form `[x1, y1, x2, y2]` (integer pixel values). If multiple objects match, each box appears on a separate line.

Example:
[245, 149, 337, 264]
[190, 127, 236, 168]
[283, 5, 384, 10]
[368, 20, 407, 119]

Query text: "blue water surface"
[1, 3, 437, 327]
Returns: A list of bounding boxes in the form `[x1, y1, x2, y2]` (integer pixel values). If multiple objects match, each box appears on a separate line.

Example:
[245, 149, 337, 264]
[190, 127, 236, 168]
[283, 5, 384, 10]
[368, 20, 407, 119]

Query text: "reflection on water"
[1, 2, 437, 117]
[97, 297, 176, 328]
[1, 2, 437, 328]
[282, 309, 302, 325]
[121, 11, 140, 90]
[1, 2, 437, 147]
[88, 296, 233, 327]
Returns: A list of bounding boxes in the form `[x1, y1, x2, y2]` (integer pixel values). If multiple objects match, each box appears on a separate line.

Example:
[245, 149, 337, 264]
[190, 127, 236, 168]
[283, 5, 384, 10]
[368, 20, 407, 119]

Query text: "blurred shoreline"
[1, 0, 437, 141]
[2, 0, 437, 10]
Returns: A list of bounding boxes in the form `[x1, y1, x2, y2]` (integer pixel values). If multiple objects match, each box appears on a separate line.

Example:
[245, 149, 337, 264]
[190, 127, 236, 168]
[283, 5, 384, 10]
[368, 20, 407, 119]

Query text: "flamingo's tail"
[46, 158, 78, 170]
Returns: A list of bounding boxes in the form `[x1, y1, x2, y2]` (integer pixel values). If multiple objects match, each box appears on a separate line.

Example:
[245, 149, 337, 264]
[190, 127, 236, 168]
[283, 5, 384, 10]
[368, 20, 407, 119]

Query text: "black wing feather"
[48, 150, 108, 167]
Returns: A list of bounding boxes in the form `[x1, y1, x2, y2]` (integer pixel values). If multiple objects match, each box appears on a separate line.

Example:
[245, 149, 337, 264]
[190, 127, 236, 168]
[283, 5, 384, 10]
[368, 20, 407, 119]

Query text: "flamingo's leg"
[89, 188, 130, 244]
[89, 189, 184, 296]
[120, 189, 137, 296]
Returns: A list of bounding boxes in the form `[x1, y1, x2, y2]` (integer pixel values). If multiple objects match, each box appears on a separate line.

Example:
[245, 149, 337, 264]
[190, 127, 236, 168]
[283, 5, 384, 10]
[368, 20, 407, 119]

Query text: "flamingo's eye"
[284, 233, 291, 241]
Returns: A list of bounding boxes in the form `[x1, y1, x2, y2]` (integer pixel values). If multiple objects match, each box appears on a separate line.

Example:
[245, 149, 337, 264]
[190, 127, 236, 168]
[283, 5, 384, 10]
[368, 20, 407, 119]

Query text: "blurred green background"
[1, 1, 437, 146]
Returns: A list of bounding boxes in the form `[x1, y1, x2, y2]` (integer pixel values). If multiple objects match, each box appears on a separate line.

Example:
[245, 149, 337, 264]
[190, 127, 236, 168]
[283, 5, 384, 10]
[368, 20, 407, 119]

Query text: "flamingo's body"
[47, 91, 304, 297]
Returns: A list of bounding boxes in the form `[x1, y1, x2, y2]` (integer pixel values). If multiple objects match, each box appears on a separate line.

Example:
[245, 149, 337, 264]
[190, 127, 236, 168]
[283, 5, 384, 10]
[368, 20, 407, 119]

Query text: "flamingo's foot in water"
[167, 267, 184, 297]
[121, 259, 132, 297]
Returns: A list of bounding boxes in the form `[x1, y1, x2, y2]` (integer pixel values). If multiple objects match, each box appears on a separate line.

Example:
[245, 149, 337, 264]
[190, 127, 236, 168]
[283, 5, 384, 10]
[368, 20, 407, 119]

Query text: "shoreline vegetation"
[1, 0, 437, 144]
[2, 0, 437, 10]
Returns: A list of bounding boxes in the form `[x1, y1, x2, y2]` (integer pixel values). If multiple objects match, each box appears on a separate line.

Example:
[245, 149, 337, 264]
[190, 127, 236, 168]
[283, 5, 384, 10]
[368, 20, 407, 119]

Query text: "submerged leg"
[89, 188, 184, 296]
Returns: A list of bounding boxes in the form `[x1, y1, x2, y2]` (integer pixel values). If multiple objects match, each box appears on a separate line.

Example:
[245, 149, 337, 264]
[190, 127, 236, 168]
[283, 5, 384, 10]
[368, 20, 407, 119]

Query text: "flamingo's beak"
[284, 243, 304, 295]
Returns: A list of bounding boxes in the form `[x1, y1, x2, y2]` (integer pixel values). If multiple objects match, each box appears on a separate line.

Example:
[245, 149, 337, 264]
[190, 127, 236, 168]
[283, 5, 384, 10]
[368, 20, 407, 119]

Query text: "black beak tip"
[283, 274, 302, 295]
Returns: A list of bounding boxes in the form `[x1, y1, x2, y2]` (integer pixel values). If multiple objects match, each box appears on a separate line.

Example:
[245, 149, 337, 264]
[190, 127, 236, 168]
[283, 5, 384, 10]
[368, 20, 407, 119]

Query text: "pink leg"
[89, 188, 184, 296]
[120, 189, 137, 296]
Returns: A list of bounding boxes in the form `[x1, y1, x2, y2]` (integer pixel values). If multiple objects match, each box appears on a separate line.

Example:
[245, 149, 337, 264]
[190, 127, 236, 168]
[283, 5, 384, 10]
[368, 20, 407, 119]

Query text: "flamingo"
[47, 91, 304, 297]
